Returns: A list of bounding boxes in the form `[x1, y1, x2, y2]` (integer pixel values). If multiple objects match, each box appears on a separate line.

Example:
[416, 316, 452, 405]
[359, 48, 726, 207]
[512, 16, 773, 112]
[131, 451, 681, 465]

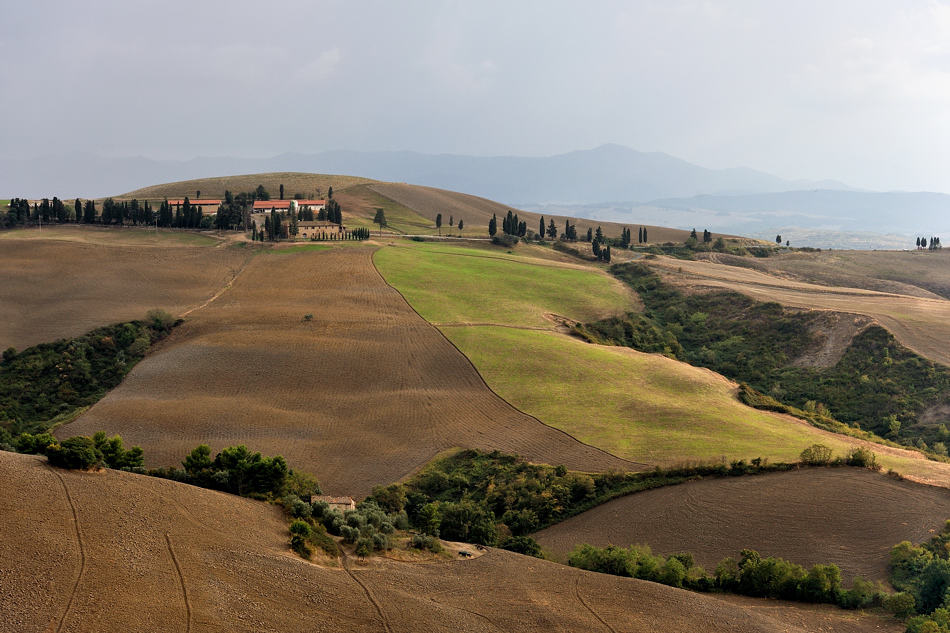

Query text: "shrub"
[289, 519, 312, 539]
[47, 436, 102, 470]
[501, 535, 544, 558]
[846, 447, 877, 469]
[411, 533, 442, 553]
[800, 444, 834, 465]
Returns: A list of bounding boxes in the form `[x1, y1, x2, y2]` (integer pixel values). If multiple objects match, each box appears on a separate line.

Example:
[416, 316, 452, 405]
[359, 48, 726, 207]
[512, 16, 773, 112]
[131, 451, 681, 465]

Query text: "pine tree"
[546, 218, 557, 239]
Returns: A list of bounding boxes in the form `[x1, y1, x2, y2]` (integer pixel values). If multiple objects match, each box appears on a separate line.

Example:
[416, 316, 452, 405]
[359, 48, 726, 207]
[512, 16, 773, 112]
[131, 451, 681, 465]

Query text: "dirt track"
[0, 451, 902, 633]
[535, 467, 950, 584]
[0, 238, 250, 350]
[62, 246, 632, 496]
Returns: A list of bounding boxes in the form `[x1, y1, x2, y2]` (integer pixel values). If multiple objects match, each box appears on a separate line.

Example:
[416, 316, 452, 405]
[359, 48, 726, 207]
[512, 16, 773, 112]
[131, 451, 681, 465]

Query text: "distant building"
[251, 199, 325, 215]
[298, 221, 346, 239]
[311, 495, 356, 513]
[167, 199, 221, 215]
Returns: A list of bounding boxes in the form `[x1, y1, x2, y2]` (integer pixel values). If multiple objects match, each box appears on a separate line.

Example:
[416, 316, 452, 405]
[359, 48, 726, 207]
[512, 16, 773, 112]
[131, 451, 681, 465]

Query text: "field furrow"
[62, 246, 631, 496]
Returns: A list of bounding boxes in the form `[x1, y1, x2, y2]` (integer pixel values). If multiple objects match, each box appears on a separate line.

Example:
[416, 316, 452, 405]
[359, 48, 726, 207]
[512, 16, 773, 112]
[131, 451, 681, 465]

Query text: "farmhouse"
[311, 495, 356, 512]
[298, 221, 346, 239]
[167, 199, 221, 215]
[251, 199, 326, 214]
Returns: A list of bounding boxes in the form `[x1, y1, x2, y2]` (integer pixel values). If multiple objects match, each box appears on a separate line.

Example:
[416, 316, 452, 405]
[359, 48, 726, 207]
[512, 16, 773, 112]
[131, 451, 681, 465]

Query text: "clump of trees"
[889, 521, 950, 629]
[14, 431, 144, 471]
[0, 312, 177, 436]
[366, 449, 816, 554]
[569, 543, 903, 614]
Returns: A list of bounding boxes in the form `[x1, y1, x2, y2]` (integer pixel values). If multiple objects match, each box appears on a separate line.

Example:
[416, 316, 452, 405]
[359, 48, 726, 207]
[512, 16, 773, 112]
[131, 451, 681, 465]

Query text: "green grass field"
[374, 243, 634, 326]
[376, 243, 950, 482]
[445, 326, 860, 464]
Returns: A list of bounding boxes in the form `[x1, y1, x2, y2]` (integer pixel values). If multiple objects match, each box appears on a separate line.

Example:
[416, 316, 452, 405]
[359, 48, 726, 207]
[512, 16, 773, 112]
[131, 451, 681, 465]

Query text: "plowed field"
[0, 451, 902, 633]
[0, 234, 250, 350]
[62, 246, 631, 496]
[535, 467, 950, 583]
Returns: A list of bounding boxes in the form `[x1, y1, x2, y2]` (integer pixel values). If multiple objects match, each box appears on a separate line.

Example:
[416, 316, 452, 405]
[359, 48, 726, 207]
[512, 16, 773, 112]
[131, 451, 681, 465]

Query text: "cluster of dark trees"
[365, 448, 838, 554]
[486, 210, 526, 238]
[12, 431, 144, 470]
[568, 543, 904, 614]
[917, 237, 942, 250]
[0, 310, 177, 436]
[891, 521, 950, 630]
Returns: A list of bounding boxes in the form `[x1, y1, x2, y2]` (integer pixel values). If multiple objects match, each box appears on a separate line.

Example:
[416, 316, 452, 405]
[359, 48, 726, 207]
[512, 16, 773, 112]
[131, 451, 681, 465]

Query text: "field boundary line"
[341, 551, 392, 633]
[51, 468, 86, 633]
[371, 246, 647, 471]
[165, 533, 193, 633]
[574, 575, 617, 633]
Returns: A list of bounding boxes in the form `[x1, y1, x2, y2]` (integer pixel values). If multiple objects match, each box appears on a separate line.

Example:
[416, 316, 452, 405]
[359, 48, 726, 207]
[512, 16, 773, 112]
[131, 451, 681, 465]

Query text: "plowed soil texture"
[535, 467, 950, 584]
[62, 246, 631, 497]
[0, 451, 902, 633]
[0, 236, 250, 350]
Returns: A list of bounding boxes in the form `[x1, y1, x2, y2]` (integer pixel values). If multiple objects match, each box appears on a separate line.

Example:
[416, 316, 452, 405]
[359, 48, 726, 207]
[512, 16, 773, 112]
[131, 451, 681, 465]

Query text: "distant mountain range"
[1, 144, 852, 202]
[3, 144, 947, 248]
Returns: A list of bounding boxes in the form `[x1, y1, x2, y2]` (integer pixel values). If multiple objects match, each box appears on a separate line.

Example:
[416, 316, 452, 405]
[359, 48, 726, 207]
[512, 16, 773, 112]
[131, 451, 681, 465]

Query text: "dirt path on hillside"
[62, 246, 634, 496]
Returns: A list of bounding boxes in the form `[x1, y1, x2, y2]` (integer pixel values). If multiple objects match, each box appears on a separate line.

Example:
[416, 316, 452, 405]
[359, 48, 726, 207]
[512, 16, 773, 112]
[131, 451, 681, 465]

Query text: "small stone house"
[311, 495, 356, 513]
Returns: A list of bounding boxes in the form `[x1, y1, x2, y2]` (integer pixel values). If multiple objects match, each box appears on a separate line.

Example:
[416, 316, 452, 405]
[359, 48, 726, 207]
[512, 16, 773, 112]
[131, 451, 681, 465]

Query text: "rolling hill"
[0, 450, 902, 633]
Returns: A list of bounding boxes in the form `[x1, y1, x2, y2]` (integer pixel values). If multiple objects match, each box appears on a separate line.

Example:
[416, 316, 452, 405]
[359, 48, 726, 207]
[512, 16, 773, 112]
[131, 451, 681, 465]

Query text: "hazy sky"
[3, 1, 950, 192]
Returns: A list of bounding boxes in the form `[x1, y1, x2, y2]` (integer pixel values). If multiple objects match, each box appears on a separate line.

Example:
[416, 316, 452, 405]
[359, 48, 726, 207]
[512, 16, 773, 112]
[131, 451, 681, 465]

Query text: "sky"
[3, 0, 950, 193]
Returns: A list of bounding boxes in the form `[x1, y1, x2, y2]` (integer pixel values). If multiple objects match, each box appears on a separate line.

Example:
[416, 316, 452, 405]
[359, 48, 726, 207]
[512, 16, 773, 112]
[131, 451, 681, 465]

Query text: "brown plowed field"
[62, 246, 632, 497]
[368, 182, 696, 243]
[649, 255, 950, 367]
[535, 468, 950, 583]
[1, 451, 901, 633]
[0, 237, 250, 350]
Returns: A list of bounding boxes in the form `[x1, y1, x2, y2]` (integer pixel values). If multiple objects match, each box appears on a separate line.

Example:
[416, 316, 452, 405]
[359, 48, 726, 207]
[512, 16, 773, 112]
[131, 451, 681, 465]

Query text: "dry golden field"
[120, 172, 376, 201]
[368, 181, 697, 243]
[649, 255, 950, 367]
[535, 467, 950, 584]
[0, 228, 251, 350]
[0, 451, 902, 633]
[61, 246, 632, 497]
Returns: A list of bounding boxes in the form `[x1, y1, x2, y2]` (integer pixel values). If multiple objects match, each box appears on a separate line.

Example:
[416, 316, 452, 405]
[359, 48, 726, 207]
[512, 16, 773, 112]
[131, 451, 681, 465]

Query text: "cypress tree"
[489, 214, 497, 237]
[74, 198, 82, 223]
[540, 216, 545, 239]
[586, 227, 593, 242]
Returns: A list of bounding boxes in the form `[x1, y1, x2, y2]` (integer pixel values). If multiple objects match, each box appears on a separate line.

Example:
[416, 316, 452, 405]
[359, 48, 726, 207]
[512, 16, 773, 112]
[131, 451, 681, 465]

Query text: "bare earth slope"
[0, 235, 250, 350]
[536, 468, 950, 584]
[650, 255, 950, 367]
[0, 451, 901, 633]
[62, 246, 631, 497]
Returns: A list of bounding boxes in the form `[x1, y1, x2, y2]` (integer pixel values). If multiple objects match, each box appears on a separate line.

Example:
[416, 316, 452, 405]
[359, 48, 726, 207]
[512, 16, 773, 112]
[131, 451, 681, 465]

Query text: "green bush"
[800, 444, 834, 465]
[47, 436, 102, 470]
[501, 535, 544, 558]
